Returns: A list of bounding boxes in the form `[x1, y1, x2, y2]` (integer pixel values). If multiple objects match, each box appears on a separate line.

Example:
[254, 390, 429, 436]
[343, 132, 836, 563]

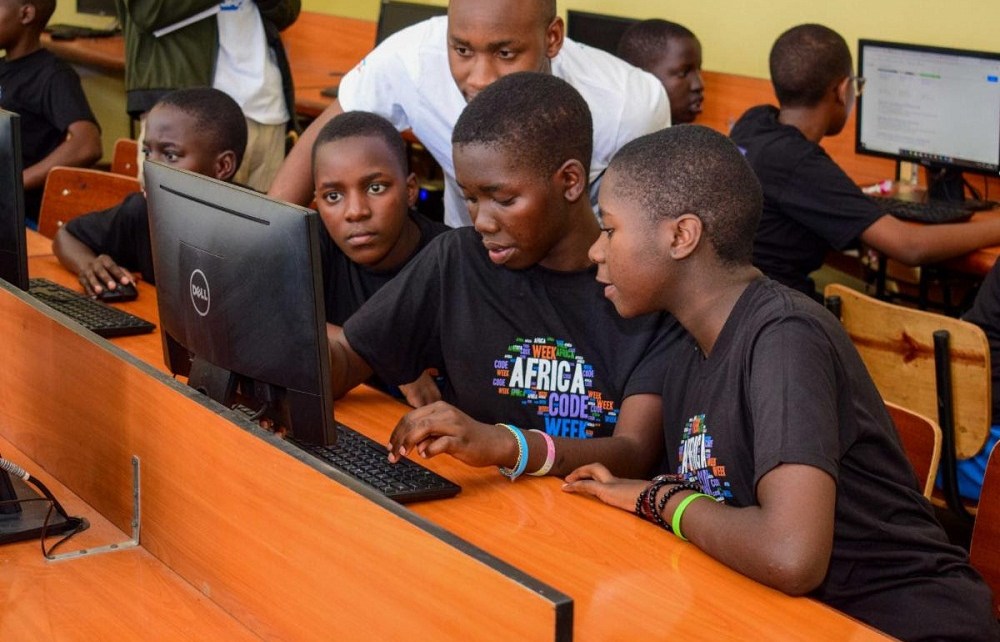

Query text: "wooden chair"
[824, 283, 991, 522]
[110, 138, 139, 178]
[38, 167, 142, 239]
[970, 441, 1000, 619]
[884, 401, 943, 498]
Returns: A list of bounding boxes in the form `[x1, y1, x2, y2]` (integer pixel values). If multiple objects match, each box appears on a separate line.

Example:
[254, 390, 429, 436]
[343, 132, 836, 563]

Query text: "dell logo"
[189, 269, 211, 317]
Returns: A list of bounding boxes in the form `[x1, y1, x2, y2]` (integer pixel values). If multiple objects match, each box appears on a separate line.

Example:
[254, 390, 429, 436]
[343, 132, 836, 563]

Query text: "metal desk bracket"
[46, 455, 141, 562]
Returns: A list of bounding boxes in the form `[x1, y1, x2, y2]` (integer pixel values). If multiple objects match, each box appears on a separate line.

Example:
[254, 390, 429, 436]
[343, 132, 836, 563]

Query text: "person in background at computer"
[0, 0, 102, 226]
[329, 72, 677, 480]
[312, 111, 449, 405]
[561, 125, 999, 642]
[616, 19, 703, 125]
[268, 0, 670, 229]
[115, 0, 299, 193]
[53, 88, 246, 296]
[730, 23, 1000, 299]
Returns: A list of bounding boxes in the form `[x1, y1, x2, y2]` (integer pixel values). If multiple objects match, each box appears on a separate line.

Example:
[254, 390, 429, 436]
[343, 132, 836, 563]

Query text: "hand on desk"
[562, 463, 647, 512]
[398, 369, 442, 408]
[387, 401, 513, 468]
[78, 254, 136, 298]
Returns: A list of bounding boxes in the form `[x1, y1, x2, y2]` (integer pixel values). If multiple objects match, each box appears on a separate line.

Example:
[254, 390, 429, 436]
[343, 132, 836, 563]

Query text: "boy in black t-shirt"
[616, 19, 704, 125]
[311, 111, 448, 403]
[730, 24, 1000, 298]
[563, 125, 998, 641]
[53, 88, 247, 295]
[0, 0, 102, 224]
[330, 72, 677, 481]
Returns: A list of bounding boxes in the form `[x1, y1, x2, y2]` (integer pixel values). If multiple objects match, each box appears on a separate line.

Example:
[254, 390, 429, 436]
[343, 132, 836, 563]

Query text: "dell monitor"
[856, 39, 1000, 204]
[566, 10, 638, 56]
[145, 161, 336, 446]
[375, 1, 446, 46]
[0, 110, 28, 292]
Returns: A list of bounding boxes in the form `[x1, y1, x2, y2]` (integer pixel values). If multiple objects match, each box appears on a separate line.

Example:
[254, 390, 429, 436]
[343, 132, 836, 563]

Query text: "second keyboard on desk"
[868, 195, 973, 224]
[290, 423, 461, 504]
[28, 278, 156, 338]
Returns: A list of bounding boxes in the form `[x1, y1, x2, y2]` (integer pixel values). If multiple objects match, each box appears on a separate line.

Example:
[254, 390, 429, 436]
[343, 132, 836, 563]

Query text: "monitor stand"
[0, 466, 79, 545]
[926, 165, 998, 211]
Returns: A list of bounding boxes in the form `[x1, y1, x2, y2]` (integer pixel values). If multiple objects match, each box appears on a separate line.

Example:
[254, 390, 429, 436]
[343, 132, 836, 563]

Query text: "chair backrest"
[884, 400, 943, 498]
[970, 441, 1000, 619]
[111, 138, 139, 177]
[824, 283, 990, 461]
[38, 167, 141, 239]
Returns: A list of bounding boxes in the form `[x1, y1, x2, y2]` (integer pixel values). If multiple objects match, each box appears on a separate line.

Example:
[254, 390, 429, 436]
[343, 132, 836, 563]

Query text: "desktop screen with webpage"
[856, 40, 1000, 178]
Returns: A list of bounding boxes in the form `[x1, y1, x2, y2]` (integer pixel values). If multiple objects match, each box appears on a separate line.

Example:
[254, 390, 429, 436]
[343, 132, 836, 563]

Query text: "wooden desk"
[41, 12, 375, 120]
[0, 437, 261, 641]
[8, 246, 890, 640]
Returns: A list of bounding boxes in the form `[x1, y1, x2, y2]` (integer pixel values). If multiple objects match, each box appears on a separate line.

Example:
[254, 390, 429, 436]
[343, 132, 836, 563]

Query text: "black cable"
[1, 457, 86, 555]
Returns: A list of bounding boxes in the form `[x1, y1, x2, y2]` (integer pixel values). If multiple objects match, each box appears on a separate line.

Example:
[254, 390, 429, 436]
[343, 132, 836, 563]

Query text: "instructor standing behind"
[268, 0, 670, 228]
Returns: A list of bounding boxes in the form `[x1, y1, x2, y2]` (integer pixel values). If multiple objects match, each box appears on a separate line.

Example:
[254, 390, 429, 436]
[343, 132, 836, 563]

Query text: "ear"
[545, 16, 565, 59]
[20, 2, 35, 25]
[214, 150, 239, 182]
[404, 172, 419, 208]
[667, 213, 703, 260]
[834, 76, 851, 107]
[554, 158, 587, 203]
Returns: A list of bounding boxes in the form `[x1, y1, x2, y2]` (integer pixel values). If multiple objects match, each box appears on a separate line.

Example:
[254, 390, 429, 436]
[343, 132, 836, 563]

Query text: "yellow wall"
[302, 0, 1000, 79]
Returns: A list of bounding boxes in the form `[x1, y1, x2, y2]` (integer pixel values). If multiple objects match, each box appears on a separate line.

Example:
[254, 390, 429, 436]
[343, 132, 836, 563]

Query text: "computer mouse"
[97, 281, 138, 302]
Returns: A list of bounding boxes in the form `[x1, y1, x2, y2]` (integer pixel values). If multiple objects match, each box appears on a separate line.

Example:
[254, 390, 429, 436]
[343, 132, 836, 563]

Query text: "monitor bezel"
[565, 9, 638, 55]
[855, 38, 1000, 179]
[0, 109, 29, 292]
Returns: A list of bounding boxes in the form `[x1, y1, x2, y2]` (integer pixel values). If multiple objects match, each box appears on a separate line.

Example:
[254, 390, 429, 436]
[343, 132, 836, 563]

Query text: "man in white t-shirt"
[215, 0, 295, 191]
[269, 0, 670, 228]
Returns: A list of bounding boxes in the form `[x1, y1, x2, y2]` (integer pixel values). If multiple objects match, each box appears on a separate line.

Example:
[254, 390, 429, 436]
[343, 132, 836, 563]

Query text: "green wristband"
[671, 492, 714, 541]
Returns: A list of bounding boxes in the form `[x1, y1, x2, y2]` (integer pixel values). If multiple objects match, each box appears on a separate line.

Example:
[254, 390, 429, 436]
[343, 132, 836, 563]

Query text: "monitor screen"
[856, 40, 1000, 182]
[0, 109, 28, 292]
[375, 1, 446, 46]
[566, 10, 638, 56]
[145, 161, 336, 446]
[77, 0, 117, 17]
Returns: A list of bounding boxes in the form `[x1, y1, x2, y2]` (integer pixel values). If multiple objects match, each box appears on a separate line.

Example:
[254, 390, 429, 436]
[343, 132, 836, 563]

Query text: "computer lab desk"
[0, 247, 891, 640]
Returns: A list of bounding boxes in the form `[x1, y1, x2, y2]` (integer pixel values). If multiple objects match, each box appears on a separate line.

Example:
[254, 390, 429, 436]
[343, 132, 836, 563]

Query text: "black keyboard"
[290, 424, 461, 504]
[28, 278, 156, 338]
[868, 195, 972, 224]
[46, 24, 120, 40]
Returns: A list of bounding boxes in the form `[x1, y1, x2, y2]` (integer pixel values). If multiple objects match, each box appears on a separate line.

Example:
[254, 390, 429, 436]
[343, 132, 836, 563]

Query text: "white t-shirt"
[338, 16, 671, 228]
[214, 0, 288, 125]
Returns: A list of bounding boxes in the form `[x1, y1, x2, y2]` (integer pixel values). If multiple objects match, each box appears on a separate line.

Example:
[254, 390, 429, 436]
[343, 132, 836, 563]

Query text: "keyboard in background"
[46, 24, 120, 40]
[868, 195, 973, 224]
[28, 278, 155, 338]
[290, 423, 461, 504]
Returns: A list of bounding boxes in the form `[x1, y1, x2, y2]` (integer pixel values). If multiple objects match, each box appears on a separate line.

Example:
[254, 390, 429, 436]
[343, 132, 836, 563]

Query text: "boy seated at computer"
[616, 19, 704, 125]
[729, 23, 1000, 299]
[561, 124, 999, 641]
[0, 0, 102, 225]
[311, 111, 449, 404]
[53, 88, 247, 296]
[328, 72, 678, 480]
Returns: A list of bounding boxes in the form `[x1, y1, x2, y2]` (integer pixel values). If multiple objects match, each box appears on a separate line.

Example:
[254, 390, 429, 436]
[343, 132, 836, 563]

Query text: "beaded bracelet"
[496, 423, 529, 481]
[651, 482, 701, 530]
[634, 479, 669, 520]
[527, 429, 556, 476]
[671, 492, 715, 541]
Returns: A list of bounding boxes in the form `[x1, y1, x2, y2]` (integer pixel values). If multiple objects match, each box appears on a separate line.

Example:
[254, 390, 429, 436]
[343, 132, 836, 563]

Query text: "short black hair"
[311, 111, 409, 177]
[452, 71, 593, 179]
[154, 87, 248, 168]
[27, 0, 56, 28]
[616, 19, 697, 71]
[607, 125, 762, 266]
[770, 24, 852, 108]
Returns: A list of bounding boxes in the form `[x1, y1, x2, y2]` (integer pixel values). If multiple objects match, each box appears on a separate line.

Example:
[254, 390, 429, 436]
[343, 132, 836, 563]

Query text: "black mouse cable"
[0, 457, 87, 553]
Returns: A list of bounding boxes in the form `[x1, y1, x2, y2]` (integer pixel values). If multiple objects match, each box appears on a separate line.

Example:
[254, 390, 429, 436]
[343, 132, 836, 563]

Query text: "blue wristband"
[496, 423, 528, 481]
